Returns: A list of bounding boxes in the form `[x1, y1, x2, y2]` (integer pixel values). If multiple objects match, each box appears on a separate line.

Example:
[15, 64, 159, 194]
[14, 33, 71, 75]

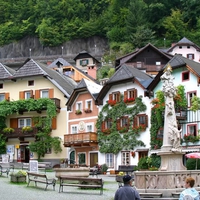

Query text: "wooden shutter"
[10, 118, 18, 128]
[5, 93, 10, 101]
[30, 90, 34, 98]
[133, 117, 138, 128]
[51, 117, 57, 130]
[117, 119, 121, 130]
[124, 91, 127, 101]
[19, 91, 25, 100]
[49, 89, 54, 98]
[145, 115, 148, 127]
[109, 94, 113, 101]
[117, 91, 120, 102]
[134, 89, 138, 98]
[101, 121, 105, 131]
[35, 90, 40, 99]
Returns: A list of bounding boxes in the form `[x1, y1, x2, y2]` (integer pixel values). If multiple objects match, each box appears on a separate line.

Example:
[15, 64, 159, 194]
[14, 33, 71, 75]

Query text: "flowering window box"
[124, 97, 135, 104]
[108, 100, 117, 106]
[75, 110, 82, 115]
[84, 109, 92, 113]
[102, 129, 111, 134]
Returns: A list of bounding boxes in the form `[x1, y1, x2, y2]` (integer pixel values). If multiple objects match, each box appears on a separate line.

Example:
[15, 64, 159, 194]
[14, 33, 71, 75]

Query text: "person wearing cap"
[114, 174, 141, 200]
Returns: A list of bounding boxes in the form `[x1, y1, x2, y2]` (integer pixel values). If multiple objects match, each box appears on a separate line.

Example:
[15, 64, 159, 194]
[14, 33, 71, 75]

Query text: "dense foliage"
[0, 0, 200, 50]
[96, 95, 147, 154]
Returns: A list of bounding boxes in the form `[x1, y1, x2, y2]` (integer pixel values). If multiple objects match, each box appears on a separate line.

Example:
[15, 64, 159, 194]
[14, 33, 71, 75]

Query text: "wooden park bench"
[0, 163, 14, 177]
[58, 176, 104, 195]
[27, 172, 56, 191]
[139, 192, 163, 198]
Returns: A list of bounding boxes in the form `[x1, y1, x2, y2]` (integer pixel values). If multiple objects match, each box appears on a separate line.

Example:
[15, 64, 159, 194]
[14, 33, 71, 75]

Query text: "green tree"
[29, 117, 62, 160]
[0, 134, 6, 154]
[163, 9, 188, 41]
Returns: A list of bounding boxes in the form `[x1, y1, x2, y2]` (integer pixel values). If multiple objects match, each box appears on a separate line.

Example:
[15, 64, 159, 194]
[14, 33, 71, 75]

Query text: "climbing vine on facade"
[96, 95, 147, 154]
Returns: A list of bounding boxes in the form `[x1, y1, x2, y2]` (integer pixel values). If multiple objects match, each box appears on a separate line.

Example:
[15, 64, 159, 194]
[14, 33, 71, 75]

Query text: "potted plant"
[22, 126, 33, 133]
[75, 110, 82, 115]
[10, 170, 27, 183]
[84, 108, 92, 113]
[101, 163, 108, 174]
[2, 127, 14, 134]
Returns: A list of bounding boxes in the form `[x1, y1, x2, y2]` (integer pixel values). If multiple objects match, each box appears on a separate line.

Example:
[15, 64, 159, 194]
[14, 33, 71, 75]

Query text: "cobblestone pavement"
[0, 171, 118, 200]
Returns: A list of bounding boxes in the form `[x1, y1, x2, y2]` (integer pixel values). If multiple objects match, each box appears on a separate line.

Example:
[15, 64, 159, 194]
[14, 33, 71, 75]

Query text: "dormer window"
[80, 59, 89, 66]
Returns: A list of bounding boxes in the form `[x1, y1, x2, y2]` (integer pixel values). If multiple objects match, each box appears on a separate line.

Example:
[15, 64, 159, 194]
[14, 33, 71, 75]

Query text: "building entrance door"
[90, 152, 98, 167]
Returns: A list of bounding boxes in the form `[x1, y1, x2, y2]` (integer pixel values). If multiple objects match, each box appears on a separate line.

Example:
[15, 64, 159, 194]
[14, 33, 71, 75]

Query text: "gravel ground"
[0, 171, 118, 200]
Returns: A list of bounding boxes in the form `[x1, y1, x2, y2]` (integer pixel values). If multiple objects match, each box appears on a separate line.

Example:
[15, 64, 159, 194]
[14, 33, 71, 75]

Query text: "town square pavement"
[0, 172, 118, 200]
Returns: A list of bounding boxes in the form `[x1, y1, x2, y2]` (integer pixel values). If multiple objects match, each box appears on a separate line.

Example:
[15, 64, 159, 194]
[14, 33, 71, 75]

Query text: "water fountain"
[134, 65, 200, 197]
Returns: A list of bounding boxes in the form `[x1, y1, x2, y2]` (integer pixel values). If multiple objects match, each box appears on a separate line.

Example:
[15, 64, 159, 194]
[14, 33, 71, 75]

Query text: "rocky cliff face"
[0, 36, 109, 59]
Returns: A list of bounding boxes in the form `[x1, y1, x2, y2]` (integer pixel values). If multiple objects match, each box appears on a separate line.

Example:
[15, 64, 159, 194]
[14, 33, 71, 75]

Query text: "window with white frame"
[25, 91, 31, 99]
[105, 153, 114, 167]
[187, 124, 197, 136]
[187, 54, 194, 60]
[0, 93, 5, 102]
[86, 123, 93, 132]
[76, 102, 82, 111]
[105, 119, 112, 129]
[121, 117, 129, 127]
[121, 151, 130, 165]
[71, 125, 78, 134]
[85, 100, 92, 110]
[18, 118, 31, 128]
[187, 91, 196, 107]
[40, 90, 49, 98]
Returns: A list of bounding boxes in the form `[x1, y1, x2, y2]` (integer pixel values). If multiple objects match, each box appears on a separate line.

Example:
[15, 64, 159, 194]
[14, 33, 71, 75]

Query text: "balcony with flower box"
[64, 132, 98, 147]
[181, 134, 200, 146]
[84, 108, 92, 113]
[2, 127, 38, 141]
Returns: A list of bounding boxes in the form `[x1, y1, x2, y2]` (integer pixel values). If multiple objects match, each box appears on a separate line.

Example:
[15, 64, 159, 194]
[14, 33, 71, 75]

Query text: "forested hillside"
[0, 0, 200, 53]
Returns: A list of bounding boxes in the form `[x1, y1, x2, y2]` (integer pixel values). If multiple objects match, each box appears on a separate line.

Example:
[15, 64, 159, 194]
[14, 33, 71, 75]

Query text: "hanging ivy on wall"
[96, 95, 147, 155]
[150, 85, 187, 149]
[0, 98, 61, 159]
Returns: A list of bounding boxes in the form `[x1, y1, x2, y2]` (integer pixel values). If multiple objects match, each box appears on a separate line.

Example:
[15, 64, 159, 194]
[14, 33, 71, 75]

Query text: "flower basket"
[3, 127, 14, 134]
[124, 97, 135, 104]
[131, 151, 135, 157]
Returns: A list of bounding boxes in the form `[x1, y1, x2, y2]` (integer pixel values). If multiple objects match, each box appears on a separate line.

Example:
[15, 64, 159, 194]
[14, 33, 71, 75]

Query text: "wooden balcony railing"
[2, 127, 38, 139]
[64, 132, 98, 147]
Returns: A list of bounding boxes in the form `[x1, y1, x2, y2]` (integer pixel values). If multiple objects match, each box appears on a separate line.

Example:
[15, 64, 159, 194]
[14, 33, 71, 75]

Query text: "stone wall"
[0, 36, 109, 59]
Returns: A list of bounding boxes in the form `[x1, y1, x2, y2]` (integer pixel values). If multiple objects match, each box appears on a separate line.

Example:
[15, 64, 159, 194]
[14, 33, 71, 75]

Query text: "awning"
[135, 148, 149, 152]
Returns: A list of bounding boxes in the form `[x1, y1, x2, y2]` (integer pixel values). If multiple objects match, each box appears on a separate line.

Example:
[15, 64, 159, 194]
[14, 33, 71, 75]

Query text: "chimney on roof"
[87, 64, 97, 79]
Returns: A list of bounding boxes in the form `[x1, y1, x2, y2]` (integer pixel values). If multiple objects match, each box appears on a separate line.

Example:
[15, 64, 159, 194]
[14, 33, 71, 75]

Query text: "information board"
[29, 160, 38, 172]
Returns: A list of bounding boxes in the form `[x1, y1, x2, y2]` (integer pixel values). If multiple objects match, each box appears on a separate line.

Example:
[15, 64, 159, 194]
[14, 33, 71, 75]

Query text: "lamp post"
[29, 48, 31, 58]
[164, 38, 166, 48]
[61, 46, 63, 57]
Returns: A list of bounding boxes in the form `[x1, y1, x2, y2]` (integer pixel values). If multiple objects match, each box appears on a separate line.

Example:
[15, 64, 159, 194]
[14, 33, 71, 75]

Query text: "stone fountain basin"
[54, 167, 90, 178]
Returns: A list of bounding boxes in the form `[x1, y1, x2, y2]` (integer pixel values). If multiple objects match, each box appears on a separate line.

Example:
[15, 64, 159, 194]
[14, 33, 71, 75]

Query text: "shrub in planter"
[136, 156, 149, 170]
[101, 163, 108, 174]
[10, 170, 27, 183]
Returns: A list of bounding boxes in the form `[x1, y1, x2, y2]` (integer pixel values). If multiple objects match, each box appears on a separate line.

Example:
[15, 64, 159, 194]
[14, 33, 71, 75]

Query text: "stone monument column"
[158, 64, 186, 171]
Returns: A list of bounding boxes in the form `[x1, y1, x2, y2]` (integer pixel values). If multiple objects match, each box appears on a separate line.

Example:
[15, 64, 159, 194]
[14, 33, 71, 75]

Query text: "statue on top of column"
[161, 64, 182, 152]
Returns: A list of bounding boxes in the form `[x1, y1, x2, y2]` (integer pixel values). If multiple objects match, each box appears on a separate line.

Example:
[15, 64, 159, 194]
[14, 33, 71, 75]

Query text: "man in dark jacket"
[114, 174, 141, 200]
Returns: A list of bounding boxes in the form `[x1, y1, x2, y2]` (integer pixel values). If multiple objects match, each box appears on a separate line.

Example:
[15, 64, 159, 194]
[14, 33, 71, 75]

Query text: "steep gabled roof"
[115, 43, 173, 68]
[0, 63, 15, 79]
[167, 37, 200, 53]
[47, 58, 72, 68]
[73, 50, 100, 63]
[147, 54, 200, 91]
[66, 78, 102, 110]
[96, 64, 153, 105]
[12, 59, 77, 98]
